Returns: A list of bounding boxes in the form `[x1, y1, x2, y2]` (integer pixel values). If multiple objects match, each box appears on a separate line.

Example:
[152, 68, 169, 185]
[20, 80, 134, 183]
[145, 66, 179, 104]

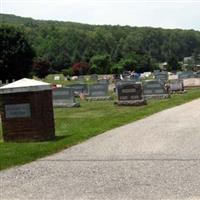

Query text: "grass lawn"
[1, 89, 200, 170]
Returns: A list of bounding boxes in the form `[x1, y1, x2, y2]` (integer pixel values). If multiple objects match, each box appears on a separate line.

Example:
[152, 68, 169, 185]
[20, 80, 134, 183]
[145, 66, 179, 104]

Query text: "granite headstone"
[116, 82, 146, 106]
[69, 84, 88, 96]
[183, 78, 200, 88]
[87, 83, 111, 101]
[143, 80, 169, 99]
[53, 87, 80, 107]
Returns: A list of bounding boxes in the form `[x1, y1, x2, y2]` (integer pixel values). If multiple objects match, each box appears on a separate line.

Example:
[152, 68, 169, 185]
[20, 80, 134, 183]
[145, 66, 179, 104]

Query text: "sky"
[1, 0, 200, 31]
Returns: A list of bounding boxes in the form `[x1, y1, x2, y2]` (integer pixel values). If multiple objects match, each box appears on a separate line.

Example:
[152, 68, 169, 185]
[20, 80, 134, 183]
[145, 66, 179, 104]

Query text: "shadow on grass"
[53, 135, 72, 142]
[0, 135, 72, 144]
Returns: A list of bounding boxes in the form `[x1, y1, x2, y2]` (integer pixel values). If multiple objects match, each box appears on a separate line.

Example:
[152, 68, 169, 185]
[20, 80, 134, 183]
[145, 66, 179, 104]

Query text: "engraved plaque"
[5, 103, 31, 119]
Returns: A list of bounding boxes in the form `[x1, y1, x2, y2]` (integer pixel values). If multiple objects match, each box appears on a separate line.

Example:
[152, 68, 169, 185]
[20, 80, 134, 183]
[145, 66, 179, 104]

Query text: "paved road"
[1, 99, 200, 200]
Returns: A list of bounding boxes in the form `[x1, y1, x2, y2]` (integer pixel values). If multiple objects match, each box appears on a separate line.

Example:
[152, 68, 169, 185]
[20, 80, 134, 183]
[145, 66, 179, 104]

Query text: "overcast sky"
[1, 0, 200, 30]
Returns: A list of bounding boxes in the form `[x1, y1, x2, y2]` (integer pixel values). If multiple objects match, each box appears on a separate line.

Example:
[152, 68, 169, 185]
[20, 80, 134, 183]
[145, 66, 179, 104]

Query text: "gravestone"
[169, 74, 178, 80]
[178, 71, 195, 80]
[113, 74, 121, 81]
[143, 80, 169, 99]
[153, 70, 160, 77]
[69, 83, 88, 96]
[183, 78, 200, 88]
[116, 82, 146, 106]
[122, 71, 131, 80]
[154, 71, 168, 84]
[86, 83, 111, 101]
[141, 72, 152, 79]
[90, 74, 98, 82]
[53, 87, 80, 107]
[54, 75, 60, 81]
[77, 75, 85, 82]
[130, 74, 140, 82]
[115, 79, 136, 93]
[169, 80, 184, 93]
[196, 71, 200, 78]
[98, 79, 109, 84]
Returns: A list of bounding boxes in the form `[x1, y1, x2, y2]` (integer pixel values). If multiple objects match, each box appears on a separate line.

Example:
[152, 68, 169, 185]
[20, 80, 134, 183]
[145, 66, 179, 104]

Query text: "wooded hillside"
[1, 14, 200, 75]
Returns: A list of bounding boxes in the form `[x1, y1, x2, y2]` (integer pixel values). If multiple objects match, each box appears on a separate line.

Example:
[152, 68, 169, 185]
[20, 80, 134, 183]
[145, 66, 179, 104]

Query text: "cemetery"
[2, 9, 200, 199]
[1, 70, 200, 170]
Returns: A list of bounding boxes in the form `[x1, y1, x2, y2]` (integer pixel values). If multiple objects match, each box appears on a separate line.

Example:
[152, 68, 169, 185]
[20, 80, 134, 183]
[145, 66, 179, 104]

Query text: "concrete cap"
[0, 78, 51, 94]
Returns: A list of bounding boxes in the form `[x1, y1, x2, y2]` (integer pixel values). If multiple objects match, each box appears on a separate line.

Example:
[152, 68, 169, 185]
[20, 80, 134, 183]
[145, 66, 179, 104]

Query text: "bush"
[62, 68, 73, 76]
[72, 62, 89, 75]
[0, 25, 35, 81]
[32, 58, 51, 78]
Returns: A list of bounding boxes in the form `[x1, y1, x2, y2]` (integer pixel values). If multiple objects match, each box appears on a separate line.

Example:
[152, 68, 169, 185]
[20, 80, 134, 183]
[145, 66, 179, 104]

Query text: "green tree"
[89, 54, 111, 74]
[167, 56, 180, 71]
[32, 57, 51, 78]
[0, 25, 35, 81]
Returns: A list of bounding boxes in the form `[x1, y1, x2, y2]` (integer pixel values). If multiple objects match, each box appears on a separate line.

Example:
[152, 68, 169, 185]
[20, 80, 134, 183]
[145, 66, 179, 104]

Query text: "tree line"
[1, 14, 200, 80]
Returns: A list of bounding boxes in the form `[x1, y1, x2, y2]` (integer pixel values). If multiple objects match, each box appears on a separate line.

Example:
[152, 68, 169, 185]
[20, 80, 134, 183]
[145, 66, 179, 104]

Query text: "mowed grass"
[1, 89, 200, 170]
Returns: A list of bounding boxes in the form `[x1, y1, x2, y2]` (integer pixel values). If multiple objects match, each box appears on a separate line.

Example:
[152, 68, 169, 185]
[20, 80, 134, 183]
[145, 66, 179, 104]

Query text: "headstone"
[183, 78, 200, 88]
[143, 80, 169, 99]
[169, 74, 178, 80]
[77, 75, 85, 82]
[116, 82, 146, 106]
[154, 71, 168, 84]
[69, 83, 88, 96]
[153, 70, 160, 76]
[53, 87, 80, 107]
[122, 71, 131, 76]
[178, 71, 195, 80]
[141, 72, 152, 79]
[113, 74, 121, 81]
[122, 71, 131, 80]
[54, 75, 60, 81]
[130, 74, 140, 82]
[98, 79, 109, 84]
[0, 80, 2, 86]
[195, 71, 200, 78]
[169, 80, 184, 93]
[90, 74, 98, 82]
[5, 80, 9, 84]
[86, 83, 111, 101]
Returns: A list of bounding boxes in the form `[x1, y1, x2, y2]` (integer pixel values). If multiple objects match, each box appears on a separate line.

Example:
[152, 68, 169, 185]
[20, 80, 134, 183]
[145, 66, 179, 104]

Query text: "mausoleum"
[0, 78, 55, 142]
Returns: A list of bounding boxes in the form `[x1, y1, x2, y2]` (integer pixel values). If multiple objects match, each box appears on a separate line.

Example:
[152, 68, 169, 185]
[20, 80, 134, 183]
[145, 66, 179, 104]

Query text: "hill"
[1, 13, 200, 73]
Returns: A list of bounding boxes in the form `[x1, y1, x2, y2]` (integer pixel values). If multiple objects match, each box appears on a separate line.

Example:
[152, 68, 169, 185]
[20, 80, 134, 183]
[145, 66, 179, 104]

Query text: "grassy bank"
[1, 89, 200, 170]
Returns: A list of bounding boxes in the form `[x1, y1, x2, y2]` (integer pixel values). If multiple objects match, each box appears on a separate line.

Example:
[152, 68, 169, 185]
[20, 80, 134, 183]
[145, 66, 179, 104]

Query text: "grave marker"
[154, 71, 168, 84]
[77, 75, 85, 82]
[69, 83, 88, 96]
[86, 83, 111, 101]
[183, 78, 200, 88]
[54, 75, 60, 81]
[98, 79, 109, 84]
[169, 80, 184, 93]
[90, 74, 98, 81]
[178, 71, 195, 80]
[53, 87, 80, 107]
[116, 82, 146, 106]
[143, 80, 169, 99]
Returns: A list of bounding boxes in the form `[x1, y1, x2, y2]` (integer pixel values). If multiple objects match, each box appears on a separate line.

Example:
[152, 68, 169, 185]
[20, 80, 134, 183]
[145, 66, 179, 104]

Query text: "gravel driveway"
[1, 99, 200, 200]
